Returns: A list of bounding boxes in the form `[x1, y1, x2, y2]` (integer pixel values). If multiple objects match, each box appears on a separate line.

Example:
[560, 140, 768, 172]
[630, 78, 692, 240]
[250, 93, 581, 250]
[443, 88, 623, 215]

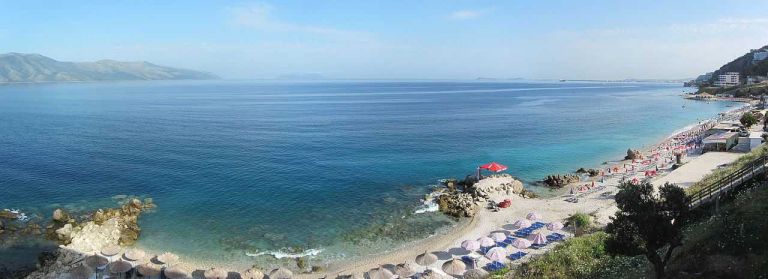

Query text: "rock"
[0, 210, 18, 220]
[624, 148, 643, 160]
[542, 174, 580, 188]
[55, 223, 73, 241]
[52, 208, 70, 222]
[437, 192, 477, 217]
[311, 266, 325, 273]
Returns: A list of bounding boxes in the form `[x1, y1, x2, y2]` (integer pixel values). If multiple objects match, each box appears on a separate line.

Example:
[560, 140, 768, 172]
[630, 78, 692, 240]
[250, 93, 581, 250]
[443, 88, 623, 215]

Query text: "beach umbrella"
[101, 244, 122, 258]
[204, 268, 229, 279]
[137, 263, 162, 279]
[479, 162, 507, 173]
[85, 253, 109, 278]
[460, 240, 480, 251]
[109, 260, 133, 277]
[525, 212, 541, 221]
[546, 221, 564, 231]
[69, 264, 93, 279]
[164, 266, 192, 279]
[511, 238, 531, 249]
[156, 252, 180, 266]
[415, 251, 438, 266]
[441, 258, 466, 275]
[477, 236, 495, 247]
[422, 269, 445, 279]
[270, 267, 293, 279]
[528, 232, 547, 245]
[395, 263, 416, 278]
[463, 269, 489, 279]
[123, 249, 146, 261]
[513, 219, 531, 229]
[242, 267, 265, 279]
[484, 247, 507, 262]
[489, 232, 506, 242]
[367, 266, 394, 279]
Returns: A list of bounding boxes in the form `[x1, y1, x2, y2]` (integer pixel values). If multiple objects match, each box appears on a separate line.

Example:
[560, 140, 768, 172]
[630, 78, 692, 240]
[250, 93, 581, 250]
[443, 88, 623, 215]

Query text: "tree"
[740, 112, 758, 128]
[605, 182, 690, 279]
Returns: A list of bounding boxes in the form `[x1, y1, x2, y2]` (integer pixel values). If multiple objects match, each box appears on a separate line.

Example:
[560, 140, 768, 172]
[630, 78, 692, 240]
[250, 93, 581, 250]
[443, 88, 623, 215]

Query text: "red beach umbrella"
[479, 162, 508, 172]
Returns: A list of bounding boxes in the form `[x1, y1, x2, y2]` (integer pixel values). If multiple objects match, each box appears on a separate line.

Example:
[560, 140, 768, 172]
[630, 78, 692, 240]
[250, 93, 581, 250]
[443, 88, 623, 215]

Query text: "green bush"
[514, 232, 649, 279]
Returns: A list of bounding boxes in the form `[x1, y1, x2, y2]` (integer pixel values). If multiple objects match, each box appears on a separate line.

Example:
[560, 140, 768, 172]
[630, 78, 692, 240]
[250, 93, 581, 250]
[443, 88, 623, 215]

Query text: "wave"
[246, 248, 323, 259]
[2, 208, 29, 221]
[414, 186, 444, 214]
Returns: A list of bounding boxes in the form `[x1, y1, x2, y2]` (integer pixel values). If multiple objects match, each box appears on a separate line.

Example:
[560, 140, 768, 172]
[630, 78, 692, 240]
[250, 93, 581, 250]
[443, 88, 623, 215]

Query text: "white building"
[715, 72, 740, 87]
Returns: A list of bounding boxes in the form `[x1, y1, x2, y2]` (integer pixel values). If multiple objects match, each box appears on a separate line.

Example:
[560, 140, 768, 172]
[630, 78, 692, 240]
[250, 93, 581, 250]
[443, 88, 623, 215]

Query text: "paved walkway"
[653, 152, 744, 189]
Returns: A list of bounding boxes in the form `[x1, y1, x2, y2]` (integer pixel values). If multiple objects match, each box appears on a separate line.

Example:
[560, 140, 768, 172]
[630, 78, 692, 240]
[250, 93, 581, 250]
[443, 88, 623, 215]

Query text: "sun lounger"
[496, 242, 508, 248]
[485, 261, 506, 271]
[531, 242, 548, 249]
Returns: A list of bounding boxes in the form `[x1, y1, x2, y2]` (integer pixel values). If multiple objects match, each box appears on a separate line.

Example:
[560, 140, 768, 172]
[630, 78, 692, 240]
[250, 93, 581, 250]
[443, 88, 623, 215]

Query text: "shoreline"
[15, 99, 754, 277]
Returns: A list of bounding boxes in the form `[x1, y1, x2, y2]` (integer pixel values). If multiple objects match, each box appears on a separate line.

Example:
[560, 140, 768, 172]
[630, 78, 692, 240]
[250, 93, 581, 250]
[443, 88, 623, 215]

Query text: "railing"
[688, 154, 768, 208]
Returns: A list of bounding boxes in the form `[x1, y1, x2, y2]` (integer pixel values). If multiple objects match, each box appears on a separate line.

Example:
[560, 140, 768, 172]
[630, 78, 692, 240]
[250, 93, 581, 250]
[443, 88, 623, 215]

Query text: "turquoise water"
[0, 80, 732, 267]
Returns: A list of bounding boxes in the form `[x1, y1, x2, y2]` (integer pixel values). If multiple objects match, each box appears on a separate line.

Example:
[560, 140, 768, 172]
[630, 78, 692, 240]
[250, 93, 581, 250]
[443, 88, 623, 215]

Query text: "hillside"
[708, 45, 768, 83]
[0, 53, 218, 83]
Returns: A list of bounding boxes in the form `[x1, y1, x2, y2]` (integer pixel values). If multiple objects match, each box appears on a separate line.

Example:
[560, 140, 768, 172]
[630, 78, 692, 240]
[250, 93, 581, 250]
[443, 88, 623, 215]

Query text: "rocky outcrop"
[625, 149, 643, 160]
[575, 168, 600, 177]
[542, 174, 580, 188]
[437, 174, 526, 217]
[26, 197, 155, 279]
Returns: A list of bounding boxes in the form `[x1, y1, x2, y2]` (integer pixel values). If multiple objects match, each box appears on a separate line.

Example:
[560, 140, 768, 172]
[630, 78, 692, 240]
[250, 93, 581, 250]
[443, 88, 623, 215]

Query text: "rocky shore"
[18, 197, 155, 279]
[436, 174, 533, 218]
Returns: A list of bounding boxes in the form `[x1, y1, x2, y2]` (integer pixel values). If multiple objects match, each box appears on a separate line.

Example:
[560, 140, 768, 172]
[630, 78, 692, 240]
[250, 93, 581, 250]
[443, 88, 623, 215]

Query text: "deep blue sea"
[0, 80, 733, 267]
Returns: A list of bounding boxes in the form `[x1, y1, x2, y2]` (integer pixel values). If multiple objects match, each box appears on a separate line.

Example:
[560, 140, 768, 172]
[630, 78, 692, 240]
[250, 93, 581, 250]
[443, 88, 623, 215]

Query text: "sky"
[1, 0, 767, 80]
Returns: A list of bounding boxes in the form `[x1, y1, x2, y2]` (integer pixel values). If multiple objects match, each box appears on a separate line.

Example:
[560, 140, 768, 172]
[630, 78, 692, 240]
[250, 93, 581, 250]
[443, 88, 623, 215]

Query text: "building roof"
[703, 132, 738, 144]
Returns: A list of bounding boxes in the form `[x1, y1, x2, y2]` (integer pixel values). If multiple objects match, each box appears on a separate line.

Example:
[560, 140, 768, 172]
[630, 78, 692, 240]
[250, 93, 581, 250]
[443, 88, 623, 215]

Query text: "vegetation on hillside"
[514, 232, 649, 279]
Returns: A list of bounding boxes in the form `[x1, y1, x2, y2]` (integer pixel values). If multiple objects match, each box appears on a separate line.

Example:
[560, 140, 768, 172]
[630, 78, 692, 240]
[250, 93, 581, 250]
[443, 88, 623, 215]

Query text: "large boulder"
[625, 149, 643, 160]
[542, 174, 580, 188]
[52, 208, 70, 223]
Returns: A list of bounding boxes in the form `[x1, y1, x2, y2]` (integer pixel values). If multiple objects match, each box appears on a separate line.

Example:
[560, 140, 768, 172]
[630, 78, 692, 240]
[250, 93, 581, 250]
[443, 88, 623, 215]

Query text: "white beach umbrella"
[242, 267, 265, 279]
[511, 238, 531, 249]
[441, 258, 466, 275]
[461, 240, 480, 251]
[513, 219, 531, 229]
[484, 247, 507, 262]
[415, 251, 438, 266]
[421, 269, 445, 279]
[109, 260, 133, 275]
[85, 253, 109, 269]
[164, 266, 192, 279]
[137, 263, 162, 279]
[101, 245, 122, 259]
[463, 269, 489, 279]
[526, 212, 541, 221]
[270, 267, 294, 279]
[204, 268, 229, 279]
[156, 252, 180, 266]
[395, 263, 416, 278]
[546, 221, 564, 231]
[527, 232, 547, 245]
[477, 236, 495, 247]
[367, 266, 394, 279]
[489, 232, 506, 242]
[123, 249, 146, 262]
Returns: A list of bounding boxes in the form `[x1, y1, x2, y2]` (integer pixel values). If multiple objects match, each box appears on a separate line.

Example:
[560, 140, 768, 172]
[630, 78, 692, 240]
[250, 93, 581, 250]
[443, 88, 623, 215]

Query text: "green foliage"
[514, 232, 649, 279]
[667, 180, 768, 277]
[605, 182, 690, 278]
[489, 267, 510, 279]
[741, 112, 759, 128]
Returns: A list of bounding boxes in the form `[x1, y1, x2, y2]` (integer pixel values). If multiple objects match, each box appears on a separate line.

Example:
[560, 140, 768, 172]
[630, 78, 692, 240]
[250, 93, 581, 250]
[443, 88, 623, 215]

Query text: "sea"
[0, 80, 736, 269]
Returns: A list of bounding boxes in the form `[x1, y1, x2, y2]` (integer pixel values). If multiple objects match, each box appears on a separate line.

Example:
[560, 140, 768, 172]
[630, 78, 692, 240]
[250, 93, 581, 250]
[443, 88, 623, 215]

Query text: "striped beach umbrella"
[489, 232, 506, 242]
[484, 247, 507, 262]
[511, 238, 531, 249]
[528, 232, 547, 245]
[461, 239, 480, 251]
[526, 212, 541, 221]
[546, 221, 564, 231]
[477, 236, 495, 247]
[513, 219, 531, 229]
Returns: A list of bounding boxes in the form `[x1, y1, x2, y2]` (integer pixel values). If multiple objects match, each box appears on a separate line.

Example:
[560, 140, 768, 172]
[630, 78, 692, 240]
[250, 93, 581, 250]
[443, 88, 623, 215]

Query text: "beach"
[0, 81, 750, 278]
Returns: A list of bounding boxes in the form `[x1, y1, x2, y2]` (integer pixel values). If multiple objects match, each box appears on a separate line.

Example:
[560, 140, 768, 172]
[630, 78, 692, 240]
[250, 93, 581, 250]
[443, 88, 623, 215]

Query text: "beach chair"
[504, 236, 516, 244]
[485, 261, 506, 272]
[496, 242, 508, 248]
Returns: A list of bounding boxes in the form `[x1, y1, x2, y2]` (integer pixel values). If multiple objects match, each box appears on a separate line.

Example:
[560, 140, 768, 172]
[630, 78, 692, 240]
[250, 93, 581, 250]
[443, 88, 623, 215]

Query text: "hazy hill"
[0, 53, 218, 82]
[709, 45, 768, 82]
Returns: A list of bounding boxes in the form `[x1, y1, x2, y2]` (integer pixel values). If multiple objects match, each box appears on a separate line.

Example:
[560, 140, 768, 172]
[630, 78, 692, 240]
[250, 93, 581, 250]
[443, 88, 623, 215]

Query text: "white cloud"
[227, 3, 372, 40]
[449, 10, 482, 20]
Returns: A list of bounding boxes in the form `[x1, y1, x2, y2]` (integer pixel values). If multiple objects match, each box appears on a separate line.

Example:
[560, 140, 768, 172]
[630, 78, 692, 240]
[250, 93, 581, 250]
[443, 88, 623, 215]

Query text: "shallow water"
[0, 80, 733, 267]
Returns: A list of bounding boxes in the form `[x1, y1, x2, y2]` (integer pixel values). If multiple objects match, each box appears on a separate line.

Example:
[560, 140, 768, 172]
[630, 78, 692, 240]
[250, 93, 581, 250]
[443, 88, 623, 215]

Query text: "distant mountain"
[707, 45, 768, 83]
[0, 53, 218, 83]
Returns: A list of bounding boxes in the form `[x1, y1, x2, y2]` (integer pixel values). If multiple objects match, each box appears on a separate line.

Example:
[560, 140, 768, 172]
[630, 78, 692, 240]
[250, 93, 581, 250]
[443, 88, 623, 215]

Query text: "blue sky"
[1, 0, 767, 79]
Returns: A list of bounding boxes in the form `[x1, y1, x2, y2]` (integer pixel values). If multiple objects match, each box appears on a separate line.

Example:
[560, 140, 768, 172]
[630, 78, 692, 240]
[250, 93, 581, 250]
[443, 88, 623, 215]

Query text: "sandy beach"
[32, 102, 756, 279]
